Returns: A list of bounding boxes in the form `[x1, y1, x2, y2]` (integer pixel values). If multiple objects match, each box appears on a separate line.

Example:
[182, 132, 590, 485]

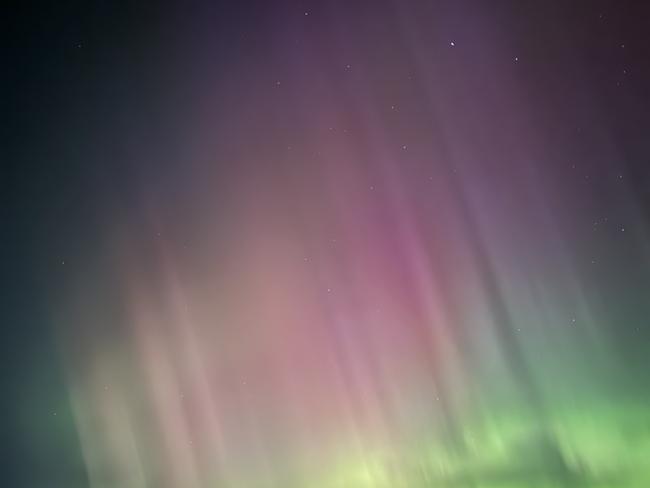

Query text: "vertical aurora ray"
[12, 1, 650, 487]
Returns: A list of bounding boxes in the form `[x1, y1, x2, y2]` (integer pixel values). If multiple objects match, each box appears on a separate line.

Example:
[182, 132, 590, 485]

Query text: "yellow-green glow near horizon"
[26, 2, 650, 487]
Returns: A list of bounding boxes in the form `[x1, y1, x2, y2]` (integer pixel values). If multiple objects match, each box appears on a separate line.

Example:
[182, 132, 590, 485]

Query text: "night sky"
[4, 1, 650, 487]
